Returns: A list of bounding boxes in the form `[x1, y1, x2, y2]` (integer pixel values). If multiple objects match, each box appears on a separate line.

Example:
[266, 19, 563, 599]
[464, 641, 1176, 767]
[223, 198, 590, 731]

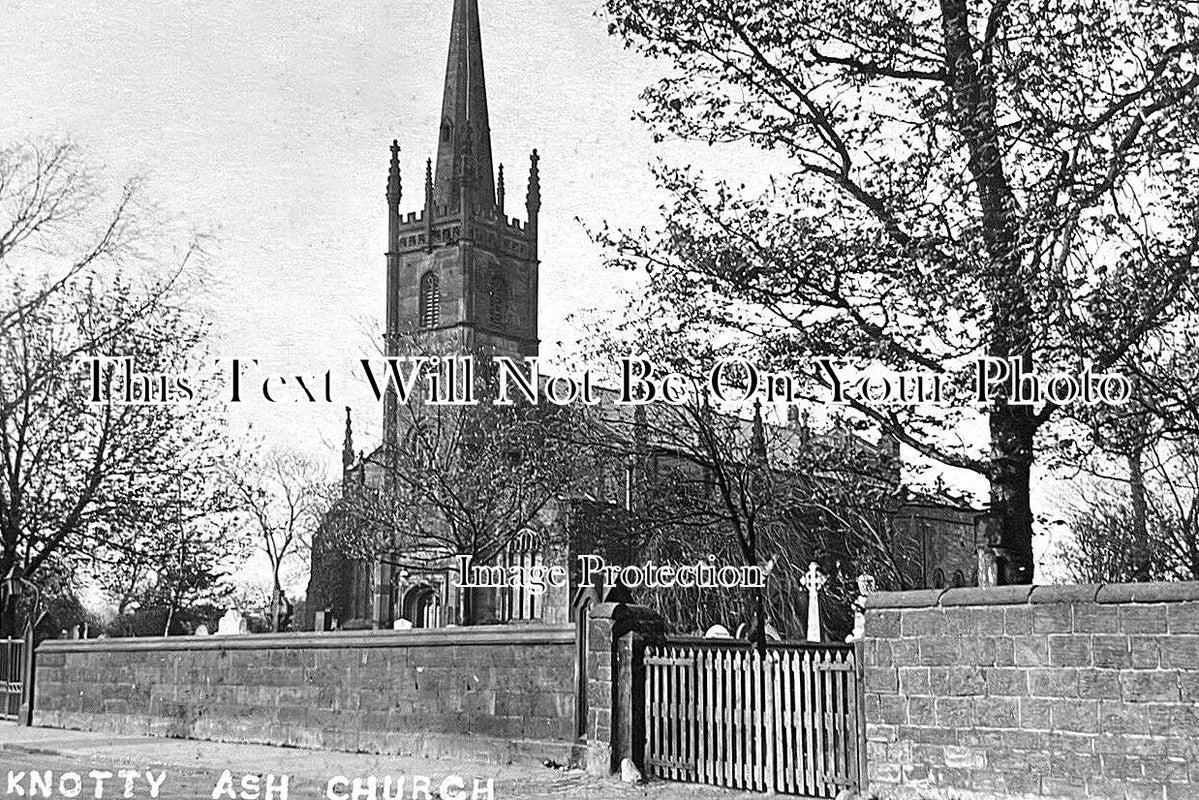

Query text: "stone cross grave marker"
[800, 561, 826, 642]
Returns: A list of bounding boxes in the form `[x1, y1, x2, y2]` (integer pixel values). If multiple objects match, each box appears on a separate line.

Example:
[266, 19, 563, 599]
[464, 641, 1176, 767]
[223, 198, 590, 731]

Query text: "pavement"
[0, 724, 761, 800]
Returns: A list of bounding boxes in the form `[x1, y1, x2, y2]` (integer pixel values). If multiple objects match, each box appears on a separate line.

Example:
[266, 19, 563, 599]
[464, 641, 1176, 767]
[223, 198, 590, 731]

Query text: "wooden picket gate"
[643, 638, 865, 797]
[1, 638, 26, 721]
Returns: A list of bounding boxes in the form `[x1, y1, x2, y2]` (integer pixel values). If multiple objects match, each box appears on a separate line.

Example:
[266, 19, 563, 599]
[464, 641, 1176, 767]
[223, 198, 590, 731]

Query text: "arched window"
[932, 568, 945, 589]
[487, 272, 508, 329]
[952, 570, 966, 588]
[419, 271, 440, 329]
[500, 529, 543, 622]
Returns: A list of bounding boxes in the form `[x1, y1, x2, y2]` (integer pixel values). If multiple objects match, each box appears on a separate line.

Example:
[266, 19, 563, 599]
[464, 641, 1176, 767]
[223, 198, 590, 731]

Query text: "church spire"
[434, 0, 496, 214]
[342, 406, 355, 481]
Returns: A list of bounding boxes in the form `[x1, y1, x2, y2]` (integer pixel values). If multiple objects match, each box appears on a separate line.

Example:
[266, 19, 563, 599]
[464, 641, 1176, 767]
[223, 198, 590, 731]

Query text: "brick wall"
[34, 625, 577, 764]
[863, 583, 1199, 799]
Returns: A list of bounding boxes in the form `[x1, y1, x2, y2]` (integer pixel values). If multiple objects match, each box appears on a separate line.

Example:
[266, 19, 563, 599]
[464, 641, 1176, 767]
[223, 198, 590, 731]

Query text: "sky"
[2, 0, 749, 463]
[1, 0, 1068, 577]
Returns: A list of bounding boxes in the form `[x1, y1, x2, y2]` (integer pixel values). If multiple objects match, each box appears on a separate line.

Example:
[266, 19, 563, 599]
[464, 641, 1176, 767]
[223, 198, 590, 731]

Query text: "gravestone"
[847, 573, 876, 642]
[977, 545, 999, 587]
[800, 562, 827, 642]
[703, 624, 732, 639]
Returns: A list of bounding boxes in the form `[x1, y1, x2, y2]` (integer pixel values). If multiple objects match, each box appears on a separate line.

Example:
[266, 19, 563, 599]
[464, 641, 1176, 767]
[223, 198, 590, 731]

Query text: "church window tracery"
[419, 271, 440, 329]
[487, 272, 508, 329]
[500, 529, 543, 622]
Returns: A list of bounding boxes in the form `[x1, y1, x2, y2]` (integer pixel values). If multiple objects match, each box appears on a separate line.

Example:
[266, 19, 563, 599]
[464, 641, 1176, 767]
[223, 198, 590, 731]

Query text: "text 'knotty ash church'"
[304, 0, 981, 633]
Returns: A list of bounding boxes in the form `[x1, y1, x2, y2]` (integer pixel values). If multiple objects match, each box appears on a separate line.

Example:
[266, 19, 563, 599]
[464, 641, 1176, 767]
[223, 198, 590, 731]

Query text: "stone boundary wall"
[863, 582, 1199, 800]
[34, 625, 577, 764]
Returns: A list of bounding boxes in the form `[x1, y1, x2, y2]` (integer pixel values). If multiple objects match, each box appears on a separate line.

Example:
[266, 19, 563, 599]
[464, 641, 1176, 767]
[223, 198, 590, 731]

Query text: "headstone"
[195, 624, 210, 636]
[703, 624, 732, 639]
[977, 546, 999, 588]
[215, 609, 248, 636]
[846, 573, 876, 643]
[800, 562, 827, 642]
[392, 618, 414, 630]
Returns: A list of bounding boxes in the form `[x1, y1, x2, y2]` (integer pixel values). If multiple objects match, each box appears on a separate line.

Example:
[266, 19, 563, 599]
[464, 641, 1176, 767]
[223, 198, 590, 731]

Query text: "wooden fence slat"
[765, 651, 778, 794]
[688, 646, 697, 782]
[738, 647, 748, 791]
[683, 645, 693, 781]
[853, 642, 867, 793]
[737, 649, 747, 790]
[729, 649, 739, 789]
[669, 646, 679, 781]
[715, 648, 725, 787]
[695, 648, 702, 781]
[752, 652, 762, 796]
[802, 649, 815, 796]
[788, 650, 799, 794]
[653, 647, 660, 778]
[778, 650, 787, 793]
[818, 649, 830, 791]
[776, 652, 786, 793]
[832, 651, 843, 786]
[646, 647, 654, 778]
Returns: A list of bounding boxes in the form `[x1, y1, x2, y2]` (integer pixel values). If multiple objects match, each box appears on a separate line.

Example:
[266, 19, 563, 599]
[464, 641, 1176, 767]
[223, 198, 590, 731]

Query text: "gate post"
[18, 625, 34, 726]
[584, 602, 664, 777]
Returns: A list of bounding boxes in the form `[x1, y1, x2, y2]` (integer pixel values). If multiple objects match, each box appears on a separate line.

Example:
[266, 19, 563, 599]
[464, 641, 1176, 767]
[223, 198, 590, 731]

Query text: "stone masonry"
[34, 624, 577, 765]
[583, 602, 665, 776]
[863, 582, 1199, 800]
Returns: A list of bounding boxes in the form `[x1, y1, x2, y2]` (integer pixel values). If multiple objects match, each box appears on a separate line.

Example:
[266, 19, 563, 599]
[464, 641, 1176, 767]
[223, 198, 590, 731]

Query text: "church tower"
[384, 0, 540, 365]
[357, 0, 541, 626]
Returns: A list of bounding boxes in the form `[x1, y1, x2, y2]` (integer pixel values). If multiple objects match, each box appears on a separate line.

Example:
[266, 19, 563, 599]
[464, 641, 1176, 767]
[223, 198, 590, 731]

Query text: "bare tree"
[327, 350, 592, 624]
[233, 450, 324, 632]
[584, 391, 915, 645]
[1058, 437, 1199, 583]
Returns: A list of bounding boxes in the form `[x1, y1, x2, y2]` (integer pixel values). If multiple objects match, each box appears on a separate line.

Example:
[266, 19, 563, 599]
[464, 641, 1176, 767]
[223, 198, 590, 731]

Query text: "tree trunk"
[941, 0, 1038, 580]
[1128, 447, 1151, 581]
[989, 401, 1036, 584]
[270, 581, 282, 633]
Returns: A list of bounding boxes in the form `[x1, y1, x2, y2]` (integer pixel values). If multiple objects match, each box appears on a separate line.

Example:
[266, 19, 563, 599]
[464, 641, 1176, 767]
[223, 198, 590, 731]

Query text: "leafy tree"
[595, 0, 1199, 583]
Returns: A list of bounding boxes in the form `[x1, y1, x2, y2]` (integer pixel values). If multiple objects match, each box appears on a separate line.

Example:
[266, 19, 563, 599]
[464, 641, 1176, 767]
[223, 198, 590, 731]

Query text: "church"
[304, 0, 985, 634]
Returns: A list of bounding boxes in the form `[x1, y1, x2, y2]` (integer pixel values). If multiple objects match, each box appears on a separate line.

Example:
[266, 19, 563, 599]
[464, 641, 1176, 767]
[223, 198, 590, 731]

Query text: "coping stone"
[1029, 584, 1102, 604]
[1095, 581, 1199, 604]
[865, 589, 945, 609]
[940, 586, 1034, 606]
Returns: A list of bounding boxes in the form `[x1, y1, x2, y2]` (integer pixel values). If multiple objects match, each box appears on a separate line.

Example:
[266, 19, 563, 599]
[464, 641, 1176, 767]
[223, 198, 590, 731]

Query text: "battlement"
[393, 203, 537, 260]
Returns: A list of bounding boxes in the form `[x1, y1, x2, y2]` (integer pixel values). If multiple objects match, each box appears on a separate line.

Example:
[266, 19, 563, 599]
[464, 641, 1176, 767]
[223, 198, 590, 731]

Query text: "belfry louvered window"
[488, 273, 508, 329]
[419, 271, 440, 329]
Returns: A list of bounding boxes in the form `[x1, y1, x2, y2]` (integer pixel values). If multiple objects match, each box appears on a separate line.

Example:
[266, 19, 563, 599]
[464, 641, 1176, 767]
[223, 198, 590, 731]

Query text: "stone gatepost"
[584, 602, 665, 777]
